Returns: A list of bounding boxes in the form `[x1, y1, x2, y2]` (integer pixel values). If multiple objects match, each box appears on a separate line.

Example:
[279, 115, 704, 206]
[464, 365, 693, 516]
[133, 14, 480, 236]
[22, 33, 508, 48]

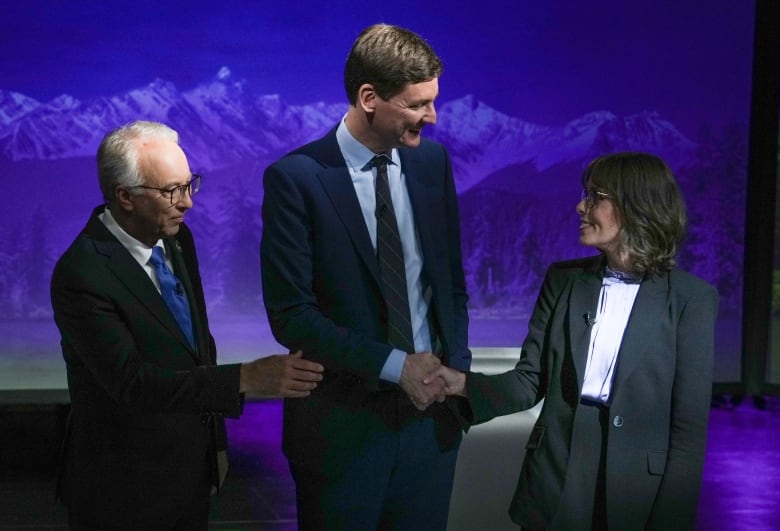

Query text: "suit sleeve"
[261, 162, 392, 389]
[647, 281, 718, 529]
[442, 147, 471, 371]
[51, 240, 243, 418]
[466, 266, 562, 423]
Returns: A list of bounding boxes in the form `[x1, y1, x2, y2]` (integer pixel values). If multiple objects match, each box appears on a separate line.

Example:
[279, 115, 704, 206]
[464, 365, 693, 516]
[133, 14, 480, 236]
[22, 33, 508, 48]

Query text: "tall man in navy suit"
[51, 120, 324, 529]
[261, 24, 471, 530]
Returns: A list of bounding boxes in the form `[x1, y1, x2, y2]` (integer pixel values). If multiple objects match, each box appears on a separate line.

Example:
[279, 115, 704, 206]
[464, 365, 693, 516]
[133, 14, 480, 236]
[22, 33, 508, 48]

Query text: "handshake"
[400, 352, 467, 411]
[238, 351, 466, 410]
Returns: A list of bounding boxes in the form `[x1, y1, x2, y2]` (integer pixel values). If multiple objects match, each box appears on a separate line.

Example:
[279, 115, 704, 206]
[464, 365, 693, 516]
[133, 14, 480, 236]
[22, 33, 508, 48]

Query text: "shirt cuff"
[379, 349, 407, 383]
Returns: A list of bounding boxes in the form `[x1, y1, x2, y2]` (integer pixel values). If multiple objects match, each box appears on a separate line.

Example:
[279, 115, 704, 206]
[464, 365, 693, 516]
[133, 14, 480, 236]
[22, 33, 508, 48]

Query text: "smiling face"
[372, 78, 438, 150]
[349, 78, 439, 153]
[576, 183, 623, 262]
[118, 139, 194, 246]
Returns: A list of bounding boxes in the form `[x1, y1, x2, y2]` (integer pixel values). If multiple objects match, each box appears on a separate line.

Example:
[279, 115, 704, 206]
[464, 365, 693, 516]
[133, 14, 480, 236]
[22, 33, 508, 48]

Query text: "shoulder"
[667, 268, 718, 301]
[417, 137, 447, 154]
[401, 137, 448, 163]
[547, 255, 603, 278]
[532, 255, 603, 295]
[269, 127, 340, 174]
[52, 230, 110, 288]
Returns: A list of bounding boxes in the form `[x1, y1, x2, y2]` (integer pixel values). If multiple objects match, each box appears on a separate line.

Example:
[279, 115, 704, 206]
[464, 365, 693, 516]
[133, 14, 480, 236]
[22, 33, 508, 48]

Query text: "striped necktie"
[373, 155, 415, 353]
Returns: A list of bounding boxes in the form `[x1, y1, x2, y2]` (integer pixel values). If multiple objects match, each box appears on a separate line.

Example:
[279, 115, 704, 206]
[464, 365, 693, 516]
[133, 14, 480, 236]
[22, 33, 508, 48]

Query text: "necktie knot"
[371, 154, 390, 168]
[149, 246, 166, 267]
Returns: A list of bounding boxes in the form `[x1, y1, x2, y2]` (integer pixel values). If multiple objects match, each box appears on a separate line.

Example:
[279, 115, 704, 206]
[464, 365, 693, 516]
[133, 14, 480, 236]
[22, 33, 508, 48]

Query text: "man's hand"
[399, 352, 446, 411]
[239, 351, 324, 397]
[423, 365, 466, 397]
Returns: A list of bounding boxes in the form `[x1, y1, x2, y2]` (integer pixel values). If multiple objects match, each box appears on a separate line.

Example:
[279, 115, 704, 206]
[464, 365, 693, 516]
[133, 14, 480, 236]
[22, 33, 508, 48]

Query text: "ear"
[115, 186, 135, 212]
[357, 83, 377, 114]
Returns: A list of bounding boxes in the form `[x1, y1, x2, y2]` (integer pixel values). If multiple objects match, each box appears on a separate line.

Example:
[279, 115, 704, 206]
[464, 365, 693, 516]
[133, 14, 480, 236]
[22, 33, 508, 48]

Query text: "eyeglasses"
[580, 188, 611, 210]
[130, 174, 202, 205]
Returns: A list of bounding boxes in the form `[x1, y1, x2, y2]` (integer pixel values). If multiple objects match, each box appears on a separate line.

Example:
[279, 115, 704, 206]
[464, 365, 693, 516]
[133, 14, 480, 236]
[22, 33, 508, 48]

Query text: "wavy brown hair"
[582, 152, 687, 276]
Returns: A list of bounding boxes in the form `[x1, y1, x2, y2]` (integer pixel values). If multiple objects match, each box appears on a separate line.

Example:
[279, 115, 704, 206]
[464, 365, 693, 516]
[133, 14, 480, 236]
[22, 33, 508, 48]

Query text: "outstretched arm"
[240, 351, 324, 397]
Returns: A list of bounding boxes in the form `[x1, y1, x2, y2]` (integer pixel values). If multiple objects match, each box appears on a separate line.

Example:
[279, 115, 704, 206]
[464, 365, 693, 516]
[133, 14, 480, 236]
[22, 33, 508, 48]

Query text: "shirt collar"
[603, 265, 642, 284]
[100, 206, 165, 265]
[336, 116, 400, 172]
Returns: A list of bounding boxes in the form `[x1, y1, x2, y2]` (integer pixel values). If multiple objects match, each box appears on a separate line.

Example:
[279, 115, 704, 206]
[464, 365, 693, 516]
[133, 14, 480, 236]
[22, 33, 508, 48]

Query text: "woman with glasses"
[427, 152, 718, 530]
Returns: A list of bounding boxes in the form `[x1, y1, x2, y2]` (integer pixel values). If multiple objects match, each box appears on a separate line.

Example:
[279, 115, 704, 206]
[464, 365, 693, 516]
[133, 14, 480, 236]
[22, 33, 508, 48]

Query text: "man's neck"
[344, 107, 387, 154]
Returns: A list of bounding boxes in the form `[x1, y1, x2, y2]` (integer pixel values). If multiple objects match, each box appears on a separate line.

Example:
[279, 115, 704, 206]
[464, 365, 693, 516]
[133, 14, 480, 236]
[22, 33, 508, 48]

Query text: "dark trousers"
[291, 402, 461, 531]
[67, 465, 211, 530]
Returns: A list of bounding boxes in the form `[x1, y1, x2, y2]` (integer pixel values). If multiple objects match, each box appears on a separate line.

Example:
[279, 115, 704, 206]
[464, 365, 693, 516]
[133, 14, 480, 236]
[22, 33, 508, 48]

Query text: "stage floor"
[1, 355, 778, 529]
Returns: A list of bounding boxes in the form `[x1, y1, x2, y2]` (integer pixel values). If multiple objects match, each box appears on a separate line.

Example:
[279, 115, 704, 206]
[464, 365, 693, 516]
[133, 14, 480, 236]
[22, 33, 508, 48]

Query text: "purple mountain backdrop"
[0, 68, 744, 331]
[1, 68, 698, 190]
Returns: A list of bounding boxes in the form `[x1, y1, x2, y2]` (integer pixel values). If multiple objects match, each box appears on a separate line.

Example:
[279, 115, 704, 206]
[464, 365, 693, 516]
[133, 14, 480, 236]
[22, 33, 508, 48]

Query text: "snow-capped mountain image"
[1, 67, 697, 184]
[0, 68, 744, 323]
[0, 68, 347, 167]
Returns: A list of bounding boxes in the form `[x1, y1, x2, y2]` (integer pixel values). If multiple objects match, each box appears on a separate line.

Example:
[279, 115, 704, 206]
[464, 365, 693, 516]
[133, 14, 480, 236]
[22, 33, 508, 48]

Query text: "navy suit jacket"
[466, 255, 719, 530]
[51, 206, 243, 526]
[261, 127, 470, 474]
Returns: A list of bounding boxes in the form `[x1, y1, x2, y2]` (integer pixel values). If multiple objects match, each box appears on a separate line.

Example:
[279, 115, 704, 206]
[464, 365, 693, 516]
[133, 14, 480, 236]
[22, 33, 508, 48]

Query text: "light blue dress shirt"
[335, 119, 432, 383]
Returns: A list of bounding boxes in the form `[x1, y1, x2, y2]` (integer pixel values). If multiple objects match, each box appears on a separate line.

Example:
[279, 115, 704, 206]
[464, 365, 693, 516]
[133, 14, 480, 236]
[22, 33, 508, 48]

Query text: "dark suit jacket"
[50, 206, 243, 526]
[261, 127, 470, 474]
[466, 255, 719, 530]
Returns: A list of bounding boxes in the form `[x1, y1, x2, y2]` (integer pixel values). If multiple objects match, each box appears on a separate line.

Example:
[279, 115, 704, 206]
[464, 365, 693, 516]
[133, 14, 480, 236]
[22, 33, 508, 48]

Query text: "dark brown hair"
[344, 24, 442, 105]
[582, 152, 687, 275]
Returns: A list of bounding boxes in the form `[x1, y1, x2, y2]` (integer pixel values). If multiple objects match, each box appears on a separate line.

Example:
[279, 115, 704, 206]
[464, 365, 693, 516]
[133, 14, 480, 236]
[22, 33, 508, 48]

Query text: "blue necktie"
[149, 246, 195, 348]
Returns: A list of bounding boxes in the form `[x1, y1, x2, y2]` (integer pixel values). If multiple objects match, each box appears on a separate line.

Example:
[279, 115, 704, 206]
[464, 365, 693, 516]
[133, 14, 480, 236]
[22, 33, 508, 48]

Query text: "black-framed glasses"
[580, 188, 611, 210]
[131, 174, 202, 205]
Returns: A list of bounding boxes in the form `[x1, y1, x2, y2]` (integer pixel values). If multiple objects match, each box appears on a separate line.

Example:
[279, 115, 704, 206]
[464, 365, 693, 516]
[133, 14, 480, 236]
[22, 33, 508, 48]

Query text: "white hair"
[97, 120, 179, 203]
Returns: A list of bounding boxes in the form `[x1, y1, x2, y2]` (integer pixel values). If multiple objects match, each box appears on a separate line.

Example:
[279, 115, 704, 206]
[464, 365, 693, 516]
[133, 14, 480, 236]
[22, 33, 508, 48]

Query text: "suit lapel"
[568, 265, 603, 393]
[303, 130, 382, 288]
[83, 210, 198, 360]
[610, 273, 669, 398]
[102, 241, 195, 355]
[400, 151, 437, 276]
[164, 238, 203, 363]
[317, 166, 382, 287]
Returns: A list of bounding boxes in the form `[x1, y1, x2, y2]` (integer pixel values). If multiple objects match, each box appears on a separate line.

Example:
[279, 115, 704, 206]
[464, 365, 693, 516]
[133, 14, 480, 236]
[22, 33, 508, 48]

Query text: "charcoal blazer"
[466, 255, 718, 530]
[51, 206, 243, 526]
[261, 127, 471, 474]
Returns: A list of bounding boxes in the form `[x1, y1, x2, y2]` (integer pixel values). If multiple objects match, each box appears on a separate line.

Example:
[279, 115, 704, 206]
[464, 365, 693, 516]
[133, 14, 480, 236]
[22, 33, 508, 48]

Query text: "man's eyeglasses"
[131, 174, 202, 205]
[581, 188, 611, 210]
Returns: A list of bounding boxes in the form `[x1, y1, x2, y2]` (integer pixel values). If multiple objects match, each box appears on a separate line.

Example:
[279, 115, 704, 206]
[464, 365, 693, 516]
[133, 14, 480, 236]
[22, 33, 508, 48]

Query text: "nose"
[177, 188, 193, 210]
[424, 102, 437, 124]
[576, 197, 587, 215]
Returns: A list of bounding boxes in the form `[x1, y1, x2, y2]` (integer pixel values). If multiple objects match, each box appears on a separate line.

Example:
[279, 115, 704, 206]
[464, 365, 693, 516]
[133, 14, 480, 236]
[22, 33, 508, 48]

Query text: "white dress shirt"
[580, 273, 641, 404]
[99, 206, 171, 295]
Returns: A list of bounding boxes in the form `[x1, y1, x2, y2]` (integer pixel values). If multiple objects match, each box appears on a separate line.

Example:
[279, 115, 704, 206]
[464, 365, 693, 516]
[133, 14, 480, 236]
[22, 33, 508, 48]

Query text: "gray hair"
[97, 120, 179, 203]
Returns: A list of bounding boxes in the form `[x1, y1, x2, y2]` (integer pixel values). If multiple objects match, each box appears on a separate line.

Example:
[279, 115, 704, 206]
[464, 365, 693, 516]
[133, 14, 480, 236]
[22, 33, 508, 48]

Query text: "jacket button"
[612, 415, 624, 427]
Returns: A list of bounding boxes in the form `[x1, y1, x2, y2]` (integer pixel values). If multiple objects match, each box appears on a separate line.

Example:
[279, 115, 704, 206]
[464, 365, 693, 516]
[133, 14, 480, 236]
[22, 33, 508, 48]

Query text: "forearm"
[466, 369, 540, 424]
